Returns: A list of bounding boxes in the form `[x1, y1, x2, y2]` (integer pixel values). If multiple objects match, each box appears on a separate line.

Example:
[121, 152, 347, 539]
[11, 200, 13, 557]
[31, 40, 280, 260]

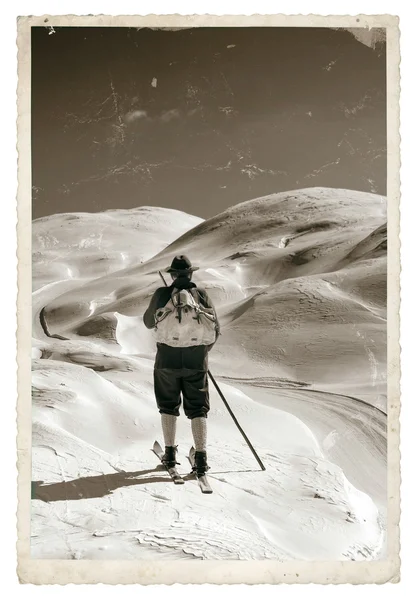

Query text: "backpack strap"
[154, 287, 178, 327]
[190, 288, 217, 323]
[188, 287, 204, 306]
[170, 287, 180, 306]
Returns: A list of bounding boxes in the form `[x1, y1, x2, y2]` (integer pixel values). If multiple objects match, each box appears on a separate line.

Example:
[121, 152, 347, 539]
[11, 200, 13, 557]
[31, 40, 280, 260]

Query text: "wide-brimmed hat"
[165, 255, 200, 273]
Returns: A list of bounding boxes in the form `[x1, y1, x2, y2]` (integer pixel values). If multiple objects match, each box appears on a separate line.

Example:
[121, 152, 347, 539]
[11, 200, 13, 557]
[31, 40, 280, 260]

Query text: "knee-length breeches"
[153, 368, 210, 419]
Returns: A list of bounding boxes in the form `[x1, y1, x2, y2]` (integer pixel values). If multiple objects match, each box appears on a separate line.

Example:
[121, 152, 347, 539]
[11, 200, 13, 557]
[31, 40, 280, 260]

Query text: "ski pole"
[207, 370, 266, 471]
[158, 270, 266, 471]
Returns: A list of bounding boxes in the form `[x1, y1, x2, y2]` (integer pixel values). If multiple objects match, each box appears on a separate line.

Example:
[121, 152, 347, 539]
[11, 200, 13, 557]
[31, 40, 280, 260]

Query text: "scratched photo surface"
[31, 26, 387, 561]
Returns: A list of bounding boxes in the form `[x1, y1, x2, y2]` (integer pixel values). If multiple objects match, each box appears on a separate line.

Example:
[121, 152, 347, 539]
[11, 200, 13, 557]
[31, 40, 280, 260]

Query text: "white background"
[1, 1, 412, 597]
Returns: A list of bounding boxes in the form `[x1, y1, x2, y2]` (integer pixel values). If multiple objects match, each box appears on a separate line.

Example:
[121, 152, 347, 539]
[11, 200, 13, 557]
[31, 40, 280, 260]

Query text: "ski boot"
[161, 445, 179, 469]
[193, 451, 209, 477]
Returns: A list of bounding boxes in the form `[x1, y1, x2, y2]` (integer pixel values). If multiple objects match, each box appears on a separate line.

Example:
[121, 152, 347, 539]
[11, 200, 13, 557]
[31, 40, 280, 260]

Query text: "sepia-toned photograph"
[17, 14, 400, 584]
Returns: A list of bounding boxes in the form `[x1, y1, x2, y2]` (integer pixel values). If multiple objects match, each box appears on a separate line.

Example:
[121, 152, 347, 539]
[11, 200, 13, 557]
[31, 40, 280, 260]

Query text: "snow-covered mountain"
[31, 188, 387, 561]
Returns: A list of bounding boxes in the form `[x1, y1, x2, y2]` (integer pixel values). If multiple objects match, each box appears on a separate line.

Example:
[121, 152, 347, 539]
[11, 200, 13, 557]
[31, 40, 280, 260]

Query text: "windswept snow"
[33, 207, 203, 291]
[32, 188, 387, 560]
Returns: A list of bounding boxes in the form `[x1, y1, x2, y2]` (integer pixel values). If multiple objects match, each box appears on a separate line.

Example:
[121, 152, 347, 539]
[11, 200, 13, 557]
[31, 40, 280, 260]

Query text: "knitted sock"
[161, 414, 177, 447]
[191, 417, 207, 452]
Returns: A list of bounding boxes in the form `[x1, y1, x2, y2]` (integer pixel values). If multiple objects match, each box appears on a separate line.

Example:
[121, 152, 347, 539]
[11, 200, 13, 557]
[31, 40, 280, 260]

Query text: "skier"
[143, 255, 220, 477]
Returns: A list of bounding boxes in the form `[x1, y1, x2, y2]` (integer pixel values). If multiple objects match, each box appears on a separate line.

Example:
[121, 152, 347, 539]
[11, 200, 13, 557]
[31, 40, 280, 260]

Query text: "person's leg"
[181, 370, 210, 419]
[191, 416, 207, 452]
[161, 413, 177, 446]
[154, 369, 181, 466]
[182, 370, 210, 474]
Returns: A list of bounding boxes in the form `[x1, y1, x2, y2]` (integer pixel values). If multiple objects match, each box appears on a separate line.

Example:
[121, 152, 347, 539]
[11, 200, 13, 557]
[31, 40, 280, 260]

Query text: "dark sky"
[31, 26, 386, 220]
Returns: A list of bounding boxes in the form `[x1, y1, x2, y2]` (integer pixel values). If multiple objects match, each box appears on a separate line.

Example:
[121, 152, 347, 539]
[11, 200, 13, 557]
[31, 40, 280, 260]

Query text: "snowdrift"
[31, 187, 387, 560]
[39, 188, 386, 403]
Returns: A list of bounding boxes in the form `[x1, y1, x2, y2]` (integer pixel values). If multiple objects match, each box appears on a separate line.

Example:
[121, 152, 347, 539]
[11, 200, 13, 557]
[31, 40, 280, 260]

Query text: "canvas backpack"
[154, 287, 218, 347]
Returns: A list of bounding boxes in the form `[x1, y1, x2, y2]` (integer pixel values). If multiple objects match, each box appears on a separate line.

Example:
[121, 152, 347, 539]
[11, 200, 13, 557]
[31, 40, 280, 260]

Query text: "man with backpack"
[143, 255, 220, 477]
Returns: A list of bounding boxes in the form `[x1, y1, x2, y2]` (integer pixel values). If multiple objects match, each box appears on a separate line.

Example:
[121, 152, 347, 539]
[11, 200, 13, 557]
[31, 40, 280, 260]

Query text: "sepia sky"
[31, 26, 386, 220]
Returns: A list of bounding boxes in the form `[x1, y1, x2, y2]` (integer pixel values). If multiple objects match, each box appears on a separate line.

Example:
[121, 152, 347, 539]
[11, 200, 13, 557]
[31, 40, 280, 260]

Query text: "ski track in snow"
[31, 188, 387, 561]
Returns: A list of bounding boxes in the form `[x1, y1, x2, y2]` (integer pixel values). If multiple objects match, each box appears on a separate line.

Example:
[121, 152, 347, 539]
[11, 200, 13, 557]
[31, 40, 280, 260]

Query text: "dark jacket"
[143, 277, 220, 371]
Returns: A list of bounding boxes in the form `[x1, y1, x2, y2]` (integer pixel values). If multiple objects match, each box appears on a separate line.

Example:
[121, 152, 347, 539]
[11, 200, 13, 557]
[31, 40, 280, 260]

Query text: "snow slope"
[33, 206, 203, 291]
[32, 188, 387, 560]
